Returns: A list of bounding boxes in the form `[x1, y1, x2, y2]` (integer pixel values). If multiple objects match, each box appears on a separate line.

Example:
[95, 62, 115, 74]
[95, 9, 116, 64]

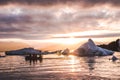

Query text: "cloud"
[0, 15, 31, 24]
[73, 33, 120, 38]
[0, 26, 26, 32]
[0, 14, 32, 32]
[0, 0, 120, 7]
[52, 30, 120, 38]
[0, 1, 120, 40]
[0, 0, 59, 6]
[80, 0, 120, 7]
[0, 32, 51, 40]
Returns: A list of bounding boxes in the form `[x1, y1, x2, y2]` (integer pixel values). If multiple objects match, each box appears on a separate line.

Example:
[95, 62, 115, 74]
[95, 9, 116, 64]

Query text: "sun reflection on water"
[66, 55, 80, 72]
[68, 55, 76, 64]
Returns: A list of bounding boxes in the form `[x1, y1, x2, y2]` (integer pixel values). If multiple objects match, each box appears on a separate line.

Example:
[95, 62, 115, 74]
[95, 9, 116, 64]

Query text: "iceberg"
[74, 39, 114, 56]
[111, 55, 118, 62]
[5, 48, 41, 55]
[61, 48, 70, 56]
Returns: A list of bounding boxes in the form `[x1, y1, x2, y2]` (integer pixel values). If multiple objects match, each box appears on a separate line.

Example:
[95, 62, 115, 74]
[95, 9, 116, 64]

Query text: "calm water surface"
[0, 52, 120, 80]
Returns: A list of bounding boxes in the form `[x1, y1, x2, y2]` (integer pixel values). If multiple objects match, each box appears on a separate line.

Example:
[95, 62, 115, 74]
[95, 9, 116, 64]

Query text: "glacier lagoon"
[0, 52, 120, 80]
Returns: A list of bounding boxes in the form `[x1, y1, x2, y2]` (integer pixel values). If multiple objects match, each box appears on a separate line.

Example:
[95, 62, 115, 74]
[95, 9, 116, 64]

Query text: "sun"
[43, 37, 80, 45]
[52, 33, 81, 45]
[65, 38, 78, 45]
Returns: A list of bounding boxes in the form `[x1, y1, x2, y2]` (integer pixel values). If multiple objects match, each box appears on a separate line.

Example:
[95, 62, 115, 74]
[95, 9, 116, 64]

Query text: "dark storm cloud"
[0, 0, 120, 7]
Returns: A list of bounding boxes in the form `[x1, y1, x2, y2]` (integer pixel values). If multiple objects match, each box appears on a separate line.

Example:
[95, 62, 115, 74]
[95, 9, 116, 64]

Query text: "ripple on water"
[0, 54, 120, 79]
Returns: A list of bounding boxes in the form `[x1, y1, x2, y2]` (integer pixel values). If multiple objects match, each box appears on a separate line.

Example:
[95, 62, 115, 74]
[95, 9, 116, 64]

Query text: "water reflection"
[0, 52, 6, 58]
[86, 57, 95, 75]
[69, 55, 77, 72]
[64, 55, 81, 72]
[1, 54, 120, 79]
[24, 55, 43, 65]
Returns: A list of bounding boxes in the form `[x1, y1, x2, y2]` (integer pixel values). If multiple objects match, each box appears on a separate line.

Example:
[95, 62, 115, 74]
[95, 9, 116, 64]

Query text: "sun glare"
[67, 55, 80, 72]
[68, 55, 76, 64]
[48, 38, 80, 45]
[65, 38, 78, 45]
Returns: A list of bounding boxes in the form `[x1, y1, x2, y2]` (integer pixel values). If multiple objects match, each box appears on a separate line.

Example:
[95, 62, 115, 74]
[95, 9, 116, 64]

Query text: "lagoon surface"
[0, 52, 120, 80]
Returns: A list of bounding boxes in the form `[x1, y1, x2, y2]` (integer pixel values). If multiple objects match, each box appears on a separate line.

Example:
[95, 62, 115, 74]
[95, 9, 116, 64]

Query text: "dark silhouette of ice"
[98, 39, 120, 52]
[5, 48, 41, 55]
[112, 55, 118, 62]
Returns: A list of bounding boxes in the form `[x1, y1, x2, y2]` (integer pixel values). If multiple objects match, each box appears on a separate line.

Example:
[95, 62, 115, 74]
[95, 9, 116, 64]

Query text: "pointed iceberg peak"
[88, 38, 93, 42]
[88, 38, 95, 44]
[88, 38, 96, 47]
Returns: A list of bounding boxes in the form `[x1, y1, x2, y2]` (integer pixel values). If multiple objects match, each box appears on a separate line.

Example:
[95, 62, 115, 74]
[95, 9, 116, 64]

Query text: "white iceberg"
[74, 39, 114, 56]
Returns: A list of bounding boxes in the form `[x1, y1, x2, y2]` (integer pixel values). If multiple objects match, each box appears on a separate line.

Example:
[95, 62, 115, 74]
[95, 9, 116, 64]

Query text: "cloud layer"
[0, 0, 120, 40]
[0, 0, 120, 7]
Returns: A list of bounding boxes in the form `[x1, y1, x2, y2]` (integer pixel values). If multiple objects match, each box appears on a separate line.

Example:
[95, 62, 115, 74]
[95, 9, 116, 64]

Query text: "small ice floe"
[110, 55, 118, 62]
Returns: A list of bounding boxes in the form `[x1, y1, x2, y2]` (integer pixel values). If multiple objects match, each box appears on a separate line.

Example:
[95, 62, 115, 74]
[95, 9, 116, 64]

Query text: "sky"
[0, 0, 120, 49]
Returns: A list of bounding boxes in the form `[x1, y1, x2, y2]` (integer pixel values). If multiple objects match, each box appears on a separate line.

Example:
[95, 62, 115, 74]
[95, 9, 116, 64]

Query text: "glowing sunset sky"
[0, 0, 120, 49]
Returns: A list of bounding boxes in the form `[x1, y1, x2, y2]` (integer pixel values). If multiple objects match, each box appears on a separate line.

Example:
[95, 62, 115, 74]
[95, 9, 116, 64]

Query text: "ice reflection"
[24, 56, 43, 65]
[86, 57, 95, 75]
